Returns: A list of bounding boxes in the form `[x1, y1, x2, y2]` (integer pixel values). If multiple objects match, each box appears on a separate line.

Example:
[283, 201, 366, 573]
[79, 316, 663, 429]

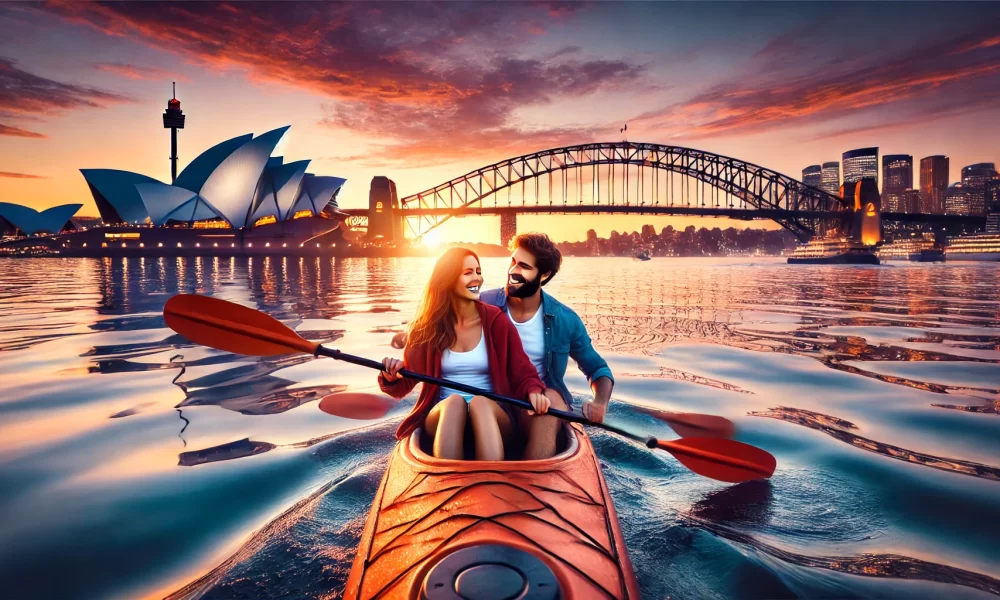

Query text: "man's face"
[506, 246, 543, 298]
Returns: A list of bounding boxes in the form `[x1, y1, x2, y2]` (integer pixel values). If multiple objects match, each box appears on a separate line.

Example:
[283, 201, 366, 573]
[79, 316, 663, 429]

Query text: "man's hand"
[582, 397, 608, 423]
[584, 376, 613, 423]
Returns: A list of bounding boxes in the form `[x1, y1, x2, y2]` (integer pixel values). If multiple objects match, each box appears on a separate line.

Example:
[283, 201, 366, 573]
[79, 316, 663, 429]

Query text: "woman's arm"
[378, 347, 420, 399]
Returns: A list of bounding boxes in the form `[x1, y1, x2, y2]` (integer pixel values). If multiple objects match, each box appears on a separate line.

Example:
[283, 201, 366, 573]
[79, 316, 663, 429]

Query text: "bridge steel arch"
[399, 142, 849, 242]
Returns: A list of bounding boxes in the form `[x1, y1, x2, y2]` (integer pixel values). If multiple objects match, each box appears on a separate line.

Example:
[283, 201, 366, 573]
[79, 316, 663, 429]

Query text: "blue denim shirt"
[480, 288, 613, 406]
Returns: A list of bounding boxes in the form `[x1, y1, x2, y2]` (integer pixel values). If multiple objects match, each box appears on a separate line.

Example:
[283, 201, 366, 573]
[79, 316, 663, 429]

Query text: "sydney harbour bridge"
[341, 142, 980, 245]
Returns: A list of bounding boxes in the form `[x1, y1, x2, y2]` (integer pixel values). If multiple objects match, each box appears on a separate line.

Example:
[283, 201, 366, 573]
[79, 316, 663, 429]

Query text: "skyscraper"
[843, 148, 879, 186]
[881, 154, 912, 212]
[802, 165, 822, 188]
[945, 183, 972, 215]
[902, 189, 921, 214]
[821, 161, 840, 196]
[961, 162, 998, 216]
[920, 155, 949, 214]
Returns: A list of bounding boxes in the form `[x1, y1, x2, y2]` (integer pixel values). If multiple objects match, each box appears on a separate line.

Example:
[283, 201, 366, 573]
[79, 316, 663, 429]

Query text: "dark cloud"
[633, 27, 1000, 139]
[0, 171, 47, 179]
[43, 1, 642, 162]
[0, 57, 132, 127]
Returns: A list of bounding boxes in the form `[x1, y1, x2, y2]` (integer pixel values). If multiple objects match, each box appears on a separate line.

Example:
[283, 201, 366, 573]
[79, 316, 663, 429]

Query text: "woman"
[379, 247, 550, 461]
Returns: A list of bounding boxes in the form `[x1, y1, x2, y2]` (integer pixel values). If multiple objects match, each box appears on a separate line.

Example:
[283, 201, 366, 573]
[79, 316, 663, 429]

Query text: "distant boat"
[944, 233, 1000, 262]
[633, 249, 651, 261]
[787, 238, 879, 265]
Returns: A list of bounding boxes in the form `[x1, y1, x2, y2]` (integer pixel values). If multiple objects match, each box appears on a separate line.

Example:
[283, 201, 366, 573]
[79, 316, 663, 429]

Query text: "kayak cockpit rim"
[407, 423, 581, 467]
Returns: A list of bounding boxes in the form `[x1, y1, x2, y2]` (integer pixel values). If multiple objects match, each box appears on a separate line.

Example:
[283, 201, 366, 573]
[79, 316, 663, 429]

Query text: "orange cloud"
[43, 2, 640, 164]
[0, 171, 47, 179]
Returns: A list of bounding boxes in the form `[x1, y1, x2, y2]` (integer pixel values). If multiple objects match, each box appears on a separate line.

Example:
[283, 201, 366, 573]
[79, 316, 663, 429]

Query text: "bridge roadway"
[340, 205, 982, 225]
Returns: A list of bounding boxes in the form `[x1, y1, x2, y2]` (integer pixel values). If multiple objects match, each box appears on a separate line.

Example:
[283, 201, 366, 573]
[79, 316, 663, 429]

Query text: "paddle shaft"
[315, 346, 656, 447]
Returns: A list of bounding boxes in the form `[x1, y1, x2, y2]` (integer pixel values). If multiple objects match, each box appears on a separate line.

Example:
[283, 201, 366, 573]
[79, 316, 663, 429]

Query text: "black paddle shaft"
[316, 346, 657, 448]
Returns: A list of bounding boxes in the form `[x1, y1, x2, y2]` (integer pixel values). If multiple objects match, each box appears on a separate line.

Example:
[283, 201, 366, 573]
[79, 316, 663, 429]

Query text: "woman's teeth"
[467, 285, 480, 293]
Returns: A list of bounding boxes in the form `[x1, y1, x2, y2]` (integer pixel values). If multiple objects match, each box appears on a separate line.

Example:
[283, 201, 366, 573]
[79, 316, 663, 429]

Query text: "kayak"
[343, 422, 641, 599]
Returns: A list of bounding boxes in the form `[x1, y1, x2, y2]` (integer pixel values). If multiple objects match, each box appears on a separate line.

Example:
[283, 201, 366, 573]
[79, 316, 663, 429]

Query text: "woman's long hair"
[407, 247, 480, 352]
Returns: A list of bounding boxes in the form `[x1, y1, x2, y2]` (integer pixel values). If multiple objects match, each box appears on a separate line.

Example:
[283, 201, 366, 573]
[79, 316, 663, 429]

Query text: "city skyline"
[1, 2, 999, 242]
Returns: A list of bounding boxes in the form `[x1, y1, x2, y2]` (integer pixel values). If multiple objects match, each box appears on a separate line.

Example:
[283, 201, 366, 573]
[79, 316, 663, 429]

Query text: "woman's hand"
[382, 357, 404, 381]
[527, 391, 550, 416]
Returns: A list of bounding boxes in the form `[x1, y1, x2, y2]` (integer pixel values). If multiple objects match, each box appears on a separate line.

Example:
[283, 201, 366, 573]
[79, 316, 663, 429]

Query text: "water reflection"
[2, 257, 999, 600]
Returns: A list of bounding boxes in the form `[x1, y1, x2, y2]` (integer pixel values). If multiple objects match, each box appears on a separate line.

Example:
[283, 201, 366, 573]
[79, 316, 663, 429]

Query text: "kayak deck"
[343, 423, 640, 599]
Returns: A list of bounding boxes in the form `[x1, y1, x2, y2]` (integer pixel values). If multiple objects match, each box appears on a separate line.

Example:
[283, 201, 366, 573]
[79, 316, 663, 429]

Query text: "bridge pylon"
[840, 178, 881, 244]
[500, 211, 517, 248]
[367, 176, 404, 242]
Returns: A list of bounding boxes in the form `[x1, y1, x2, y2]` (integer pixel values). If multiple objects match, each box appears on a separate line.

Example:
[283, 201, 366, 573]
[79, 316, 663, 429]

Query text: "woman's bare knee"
[468, 395, 491, 414]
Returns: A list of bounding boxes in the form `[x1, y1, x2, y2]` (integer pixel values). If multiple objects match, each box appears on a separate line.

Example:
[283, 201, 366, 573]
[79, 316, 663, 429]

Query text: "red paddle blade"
[318, 392, 399, 420]
[163, 294, 318, 357]
[634, 406, 736, 439]
[657, 437, 776, 483]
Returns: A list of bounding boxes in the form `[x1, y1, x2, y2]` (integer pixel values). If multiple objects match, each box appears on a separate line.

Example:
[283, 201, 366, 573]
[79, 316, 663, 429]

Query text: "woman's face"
[452, 254, 483, 301]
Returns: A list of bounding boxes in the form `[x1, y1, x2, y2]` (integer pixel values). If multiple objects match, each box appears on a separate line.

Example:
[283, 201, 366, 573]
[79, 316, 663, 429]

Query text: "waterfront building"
[821, 162, 840, 196]
[920, 155, 949, 214]
[882, 154, 912, 212]
[945, 183, 972, 215]
[802, 165, 822, 188]
[961, 162, 998, 216]
[843, 148, 878, 186]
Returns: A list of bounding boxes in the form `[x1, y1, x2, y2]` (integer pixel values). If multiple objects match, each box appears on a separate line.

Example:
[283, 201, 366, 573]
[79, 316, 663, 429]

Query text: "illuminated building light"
[101, 242, 107, 248]
[82, 243, 87, 248]
[139, 242, 144, 247]
[282, 242, 286, 247]
[122, 242, 127, 248]
[247, 243, 252, 247]
[254, 215, 277, 227]
[213, 242, 218, 247]
[195, 242, 200, 247]
[177, 242, 182, 247]
[293, 210, 313, 219]
[265, 242, 270, 247]
[316, 243, 320, 247]
[105, 232, 140, 239]
[231, 243, 235, 247]
[158, 242, 163, 247]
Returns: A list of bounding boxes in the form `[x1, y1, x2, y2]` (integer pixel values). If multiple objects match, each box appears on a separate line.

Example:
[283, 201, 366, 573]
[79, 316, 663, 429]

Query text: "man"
[480, 232, 614, 460]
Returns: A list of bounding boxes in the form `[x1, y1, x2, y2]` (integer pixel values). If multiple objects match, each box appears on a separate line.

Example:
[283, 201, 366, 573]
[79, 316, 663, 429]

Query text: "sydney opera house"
[0, 125, 349, 257]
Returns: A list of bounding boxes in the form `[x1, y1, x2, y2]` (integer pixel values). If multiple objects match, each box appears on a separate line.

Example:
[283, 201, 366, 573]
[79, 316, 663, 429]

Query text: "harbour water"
[1, 256, 999, 599]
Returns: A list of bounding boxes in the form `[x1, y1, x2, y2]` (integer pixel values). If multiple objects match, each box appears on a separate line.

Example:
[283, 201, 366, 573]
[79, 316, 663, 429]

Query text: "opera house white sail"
[0, 203, 82, 236]
[78, 126, 345, 230]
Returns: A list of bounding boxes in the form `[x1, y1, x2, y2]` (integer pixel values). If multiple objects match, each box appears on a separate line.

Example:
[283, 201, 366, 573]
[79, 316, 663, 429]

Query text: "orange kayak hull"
[343, 424, 641, 599]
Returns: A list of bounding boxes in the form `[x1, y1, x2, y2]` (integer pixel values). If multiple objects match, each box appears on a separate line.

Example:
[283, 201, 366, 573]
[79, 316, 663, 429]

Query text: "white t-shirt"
[507, 306, 547, 381]
[439, 331, 493, 400]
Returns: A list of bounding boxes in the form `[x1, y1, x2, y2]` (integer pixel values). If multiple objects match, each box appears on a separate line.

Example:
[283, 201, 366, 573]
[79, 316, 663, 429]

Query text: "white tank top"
[439, 331, 493, 400]
[508, 306, 547, 381]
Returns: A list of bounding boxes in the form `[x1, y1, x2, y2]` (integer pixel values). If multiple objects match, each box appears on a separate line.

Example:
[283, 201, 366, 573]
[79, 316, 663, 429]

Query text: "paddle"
[631, 406, 736, 439]
[387, 331, 736, 439]
[163, 294, 776, 483]
[319, 390, 736, 440]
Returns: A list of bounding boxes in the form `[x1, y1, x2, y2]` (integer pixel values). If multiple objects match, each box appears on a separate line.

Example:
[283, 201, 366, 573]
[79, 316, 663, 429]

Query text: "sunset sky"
[1, 2, 999, 243]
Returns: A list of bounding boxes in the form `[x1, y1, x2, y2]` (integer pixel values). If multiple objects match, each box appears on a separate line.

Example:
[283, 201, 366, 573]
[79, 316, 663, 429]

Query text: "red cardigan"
[379, 301, 545, 440]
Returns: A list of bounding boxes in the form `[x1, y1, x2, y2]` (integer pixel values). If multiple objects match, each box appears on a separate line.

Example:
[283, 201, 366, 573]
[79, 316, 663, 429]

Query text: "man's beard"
[506, 272, 541, 298]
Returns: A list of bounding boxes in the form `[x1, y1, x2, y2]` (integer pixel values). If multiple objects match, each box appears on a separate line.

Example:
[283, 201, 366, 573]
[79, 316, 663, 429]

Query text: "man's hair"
[510, 232, 562, 285]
